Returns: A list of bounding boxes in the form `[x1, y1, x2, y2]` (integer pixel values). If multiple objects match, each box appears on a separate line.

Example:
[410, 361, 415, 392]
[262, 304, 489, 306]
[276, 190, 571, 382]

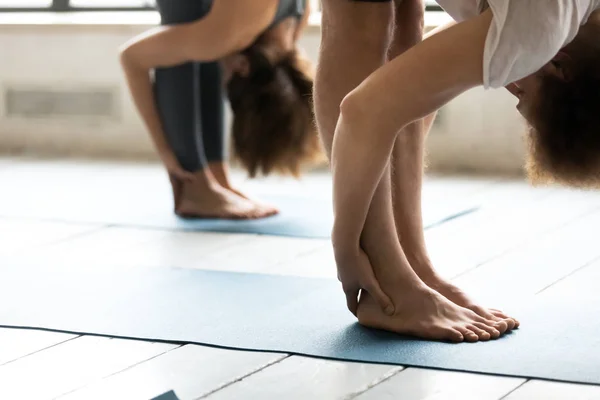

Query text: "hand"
[160, 151, 196, 182]
[334, 244, 395, 317]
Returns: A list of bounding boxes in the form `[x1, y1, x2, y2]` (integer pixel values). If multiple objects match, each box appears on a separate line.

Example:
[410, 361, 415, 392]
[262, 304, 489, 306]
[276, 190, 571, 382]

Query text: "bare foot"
[357, 286, 506, 343]
[207, 161, 279, 216]
[421, 275, 519, 331]
[177, 181, 277, 220]
[224, 186, 279, 216]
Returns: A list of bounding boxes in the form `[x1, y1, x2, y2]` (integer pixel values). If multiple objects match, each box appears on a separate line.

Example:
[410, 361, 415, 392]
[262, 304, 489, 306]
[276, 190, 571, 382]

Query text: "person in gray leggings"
[120, 0, 322, 219]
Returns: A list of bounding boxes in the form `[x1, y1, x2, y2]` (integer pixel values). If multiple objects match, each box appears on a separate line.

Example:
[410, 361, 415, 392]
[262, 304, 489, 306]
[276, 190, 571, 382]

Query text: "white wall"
[0, 12, 527, 174]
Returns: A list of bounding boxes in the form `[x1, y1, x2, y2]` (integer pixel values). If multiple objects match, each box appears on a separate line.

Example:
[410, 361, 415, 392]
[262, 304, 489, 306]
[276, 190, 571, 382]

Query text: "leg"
[314, 0, 502, 342]
[199, 61, 227, 166]
[154, 63, 274, 219]
[155, 63, 206, 173]
[196, 61, 233, 188]
[153, 0, 274, 219]
[196, 62, 278, 213]
[386, 0, 517, 328]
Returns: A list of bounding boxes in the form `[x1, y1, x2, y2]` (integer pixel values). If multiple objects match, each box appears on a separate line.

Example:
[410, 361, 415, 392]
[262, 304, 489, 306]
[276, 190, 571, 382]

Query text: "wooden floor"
[1, 158, 600, 400]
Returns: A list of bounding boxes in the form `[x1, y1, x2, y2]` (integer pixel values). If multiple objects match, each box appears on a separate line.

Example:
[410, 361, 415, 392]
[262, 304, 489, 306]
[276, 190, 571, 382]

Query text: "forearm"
[330, 98, 399, 252]
[120, 55, 171, 157]
[293, 1, 311, 42]
[330, 12, 491, 252]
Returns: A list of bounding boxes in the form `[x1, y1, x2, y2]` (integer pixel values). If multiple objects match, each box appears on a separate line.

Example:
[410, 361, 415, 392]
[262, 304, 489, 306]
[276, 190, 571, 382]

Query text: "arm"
[293, 0, 312, 42]
[118, 0, 273, 178]
[331, 10, 493, 249]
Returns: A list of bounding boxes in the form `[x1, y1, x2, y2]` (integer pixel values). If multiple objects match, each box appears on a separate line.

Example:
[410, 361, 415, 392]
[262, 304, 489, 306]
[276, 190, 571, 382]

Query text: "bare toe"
[470, 304, 497, 320]
[447, 329, 465, 343]
[467, 324, 491, 341]
[474, 307, 517, 331]
[456, 327, 479, 343]
[473, 322, 501, 339]
[492, 319, 509, 334]
[430, 325, 464, 343]
[423, 277, 521, 331]
[262, 206, 279, 217]
[474, 314, 508, 334]
[503, 318, 516, 331]
[490, 309, 519, 329]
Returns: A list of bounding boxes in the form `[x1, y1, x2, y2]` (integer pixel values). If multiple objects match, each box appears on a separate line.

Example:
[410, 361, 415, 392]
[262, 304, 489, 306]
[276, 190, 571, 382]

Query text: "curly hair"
[226, 44, 324, 178]
[526, 22, 600, 188]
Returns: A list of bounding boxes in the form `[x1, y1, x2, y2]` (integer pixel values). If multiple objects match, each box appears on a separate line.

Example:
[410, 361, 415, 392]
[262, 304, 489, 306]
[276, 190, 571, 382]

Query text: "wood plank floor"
[1, 158, 599, 400]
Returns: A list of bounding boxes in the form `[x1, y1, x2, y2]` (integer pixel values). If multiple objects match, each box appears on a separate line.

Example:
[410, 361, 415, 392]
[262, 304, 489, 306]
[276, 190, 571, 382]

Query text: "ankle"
[404, 250, 435, 275]
[374, 258, 430, 298]
[415, 270, 446, 289]
[400, 253, 445, 288]
[181, 170, 223, 198]
[207, 162, 232, 189]
[211, 173, 231, 190]
[384, 279, 433, 308]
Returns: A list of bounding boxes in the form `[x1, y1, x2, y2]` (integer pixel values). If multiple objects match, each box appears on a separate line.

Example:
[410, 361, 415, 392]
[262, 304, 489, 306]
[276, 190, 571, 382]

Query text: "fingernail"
[384, 305, 395, 316]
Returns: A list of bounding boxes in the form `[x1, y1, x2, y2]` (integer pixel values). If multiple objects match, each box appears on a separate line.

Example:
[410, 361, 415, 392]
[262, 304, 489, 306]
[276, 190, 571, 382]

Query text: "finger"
[344, 288, 360, 317]
[362, 275, 395, 316]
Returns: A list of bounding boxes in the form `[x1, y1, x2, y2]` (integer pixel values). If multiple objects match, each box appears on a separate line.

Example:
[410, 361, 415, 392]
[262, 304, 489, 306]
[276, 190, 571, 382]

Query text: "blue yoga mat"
[0, 265, 597, 385]
[0, 189, 476, 239]
[123, 195, 476, 238]
[0, 166, 479, 238]
[152, 391, 180, 400]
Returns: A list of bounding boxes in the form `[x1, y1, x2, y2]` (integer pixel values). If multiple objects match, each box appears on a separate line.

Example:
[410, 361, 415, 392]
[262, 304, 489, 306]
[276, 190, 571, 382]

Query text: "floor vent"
[4, 87, 117, 118]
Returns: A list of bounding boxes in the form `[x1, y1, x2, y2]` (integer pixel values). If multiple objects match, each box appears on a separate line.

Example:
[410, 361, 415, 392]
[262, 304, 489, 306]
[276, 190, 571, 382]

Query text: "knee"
[394, 0, 425, 28]
[320, 1, 394, 50]
[392, 0, 425, 47]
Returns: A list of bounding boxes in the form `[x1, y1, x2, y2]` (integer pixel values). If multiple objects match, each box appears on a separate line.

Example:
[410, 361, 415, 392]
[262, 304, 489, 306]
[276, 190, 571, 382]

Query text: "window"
[308, 1, 442, 12]
[0, 0, 51, 6]
[0, 0, 442, 12]
[426, 0, 441, 7]
[70, 0, 154, 7]
[0, 0, 154, 11]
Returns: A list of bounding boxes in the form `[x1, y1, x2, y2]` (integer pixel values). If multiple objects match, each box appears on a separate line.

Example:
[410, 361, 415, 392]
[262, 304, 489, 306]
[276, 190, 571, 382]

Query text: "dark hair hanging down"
[526, 22, 600, 188]
[227, 43, 324, 178]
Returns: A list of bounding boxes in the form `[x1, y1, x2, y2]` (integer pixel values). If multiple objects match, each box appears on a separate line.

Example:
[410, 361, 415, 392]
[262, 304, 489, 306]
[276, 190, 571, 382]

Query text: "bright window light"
[0, 0, 51, 5]
[70, 0, 154, 6]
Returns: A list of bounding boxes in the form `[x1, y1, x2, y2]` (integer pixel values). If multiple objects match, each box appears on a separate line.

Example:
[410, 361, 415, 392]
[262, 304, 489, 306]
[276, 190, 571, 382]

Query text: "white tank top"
[435, 0, 600, 88]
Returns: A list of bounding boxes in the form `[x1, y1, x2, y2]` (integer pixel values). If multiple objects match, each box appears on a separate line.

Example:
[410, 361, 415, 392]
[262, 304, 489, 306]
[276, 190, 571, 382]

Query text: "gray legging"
[154, 0, 225, 172]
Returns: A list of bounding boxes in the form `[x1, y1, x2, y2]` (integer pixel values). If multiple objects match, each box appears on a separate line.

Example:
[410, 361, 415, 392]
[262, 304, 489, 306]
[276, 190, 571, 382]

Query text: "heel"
[168, 174, 183, 215]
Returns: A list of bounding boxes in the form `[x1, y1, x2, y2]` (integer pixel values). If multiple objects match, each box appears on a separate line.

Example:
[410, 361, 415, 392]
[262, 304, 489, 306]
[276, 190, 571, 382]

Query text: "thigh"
[315, 0, 394, 150]
[155, 0, 212, 24]
[389, 0, 424, 56]
[321, 0, 393, 40]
